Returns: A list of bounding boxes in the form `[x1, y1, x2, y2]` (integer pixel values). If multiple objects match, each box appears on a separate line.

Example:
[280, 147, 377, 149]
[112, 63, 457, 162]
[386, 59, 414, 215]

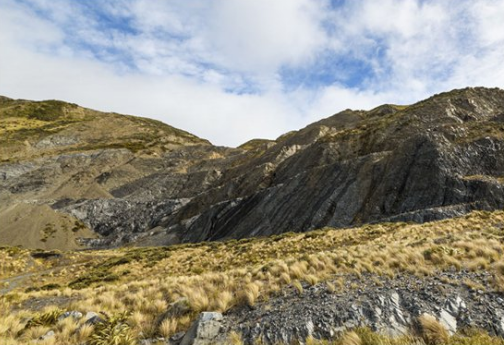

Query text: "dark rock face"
[58, 198, 189, 247]
[159, 88, 504, 244]
[218, 271, 504, 344]
[2, 87, 504, 248]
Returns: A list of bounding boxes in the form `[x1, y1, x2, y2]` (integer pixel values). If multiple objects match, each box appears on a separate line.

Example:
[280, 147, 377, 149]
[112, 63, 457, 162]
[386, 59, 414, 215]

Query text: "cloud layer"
[1, 0, 503, 146]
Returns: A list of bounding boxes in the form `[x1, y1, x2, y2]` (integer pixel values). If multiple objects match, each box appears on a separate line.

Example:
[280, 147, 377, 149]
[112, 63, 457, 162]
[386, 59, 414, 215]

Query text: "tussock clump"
[238, 282, 261, 307]
[76, 324, 94, 343]
[88, 312, 134, 345]
[159, 318, 177, 338]
[417, 314, 449, 345]
[304, 274, 319, 286]
[215, 290, 235, 313]
[292, 280, 303, 295]
[341, 330, 361, 345]
[22, 308, 64, 333]
[228, 331, 244, 345]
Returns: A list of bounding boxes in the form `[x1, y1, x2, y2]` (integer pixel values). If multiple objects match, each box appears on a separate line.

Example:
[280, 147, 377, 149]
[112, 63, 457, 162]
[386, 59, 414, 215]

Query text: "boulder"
[180, 312, 223, 345]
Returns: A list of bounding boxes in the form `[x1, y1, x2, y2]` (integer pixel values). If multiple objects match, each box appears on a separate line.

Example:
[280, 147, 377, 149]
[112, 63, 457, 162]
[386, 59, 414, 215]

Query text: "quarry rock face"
[1, 87, 504, 248]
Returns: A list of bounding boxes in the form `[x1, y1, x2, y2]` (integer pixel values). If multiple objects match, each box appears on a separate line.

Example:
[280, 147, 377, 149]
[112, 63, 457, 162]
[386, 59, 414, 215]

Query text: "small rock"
[306, 320, 314, 336]
[58, 311, 83, 322]
[39, 330, 55, 340]
[439, 309, 457, 334]
[168, 331, 186, 345]
[84, 311, 105, 325]
[85, 311, 98, 320]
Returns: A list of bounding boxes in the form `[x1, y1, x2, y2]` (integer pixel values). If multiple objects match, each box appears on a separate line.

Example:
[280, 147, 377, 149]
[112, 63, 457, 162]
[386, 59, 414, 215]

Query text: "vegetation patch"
[68, 268, 122, 290]
[21, 308, 64, 333]
[0, 100, 74, 122]
[41, 223, 58, 242]
[71, 220, 87, 233]
[30, 250, 62, 260]
[88, 312, 134, 345]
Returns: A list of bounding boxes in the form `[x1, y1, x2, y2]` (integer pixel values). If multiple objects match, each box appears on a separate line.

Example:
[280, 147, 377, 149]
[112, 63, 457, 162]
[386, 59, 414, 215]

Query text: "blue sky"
[1, 0, 504, 146]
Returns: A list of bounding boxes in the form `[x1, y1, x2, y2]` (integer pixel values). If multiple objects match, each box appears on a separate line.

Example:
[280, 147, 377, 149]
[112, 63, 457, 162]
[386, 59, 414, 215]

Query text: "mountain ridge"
[1, 87, 504, 249]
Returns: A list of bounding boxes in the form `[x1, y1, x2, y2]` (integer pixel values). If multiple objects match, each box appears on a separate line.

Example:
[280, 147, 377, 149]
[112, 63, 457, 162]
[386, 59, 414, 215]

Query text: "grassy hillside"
[0, 204, 96, 250]
[1, 210, 504, 344]
[0, 97, 209, 162]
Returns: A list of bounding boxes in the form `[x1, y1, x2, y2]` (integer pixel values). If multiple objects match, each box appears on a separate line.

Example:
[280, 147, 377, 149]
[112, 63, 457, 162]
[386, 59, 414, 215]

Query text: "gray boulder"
[180, 312, 223, 345]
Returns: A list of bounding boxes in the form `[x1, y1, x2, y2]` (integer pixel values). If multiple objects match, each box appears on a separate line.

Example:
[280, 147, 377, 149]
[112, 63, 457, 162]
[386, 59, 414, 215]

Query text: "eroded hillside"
[1, 87, 504, 250]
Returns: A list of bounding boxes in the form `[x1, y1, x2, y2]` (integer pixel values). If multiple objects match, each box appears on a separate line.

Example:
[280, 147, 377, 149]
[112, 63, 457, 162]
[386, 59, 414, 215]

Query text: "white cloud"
[471, 1, 504, 46]
[0, 1, 62, 47]
[202, 0, 328, 74]
[1, 0, 504, 146]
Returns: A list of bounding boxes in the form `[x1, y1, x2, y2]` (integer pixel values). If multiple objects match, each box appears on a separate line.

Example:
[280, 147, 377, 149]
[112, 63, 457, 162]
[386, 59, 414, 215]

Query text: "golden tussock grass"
[2, 210, 504, 344]
[340, 331, 362, 345]
[76, 323, 94, 342]
[228, 330, 244, 345]
[417, 314, 449, 345]
[292, 280, 303, 295]
[159, 317, 178, 338]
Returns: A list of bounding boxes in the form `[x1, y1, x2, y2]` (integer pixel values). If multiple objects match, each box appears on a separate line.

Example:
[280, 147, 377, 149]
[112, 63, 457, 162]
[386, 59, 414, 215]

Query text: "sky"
[1, 0, 504, 147]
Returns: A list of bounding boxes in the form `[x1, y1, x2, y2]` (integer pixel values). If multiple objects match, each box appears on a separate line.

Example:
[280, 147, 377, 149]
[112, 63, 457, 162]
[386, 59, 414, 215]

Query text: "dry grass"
[76, 324, 95, 342]
[341, 331, 362, 345]
[1, 210, 504, 344]
[159, 318, 178, 338]
[417, 314, 449, 345]
[228, 331, 244, 345]
[292, 280, 304, 295]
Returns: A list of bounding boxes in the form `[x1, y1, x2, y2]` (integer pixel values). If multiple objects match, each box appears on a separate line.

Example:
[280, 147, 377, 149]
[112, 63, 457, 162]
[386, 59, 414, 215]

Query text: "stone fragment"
[58, 311, 83, 322]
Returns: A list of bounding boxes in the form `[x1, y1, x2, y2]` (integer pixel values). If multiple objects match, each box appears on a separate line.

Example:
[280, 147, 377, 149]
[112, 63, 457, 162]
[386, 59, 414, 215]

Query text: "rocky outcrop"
[217, 270, 504, 344]
[2, 87, 504, 249]
[157, 270, 504, 344]
[55, 198, 189, 246]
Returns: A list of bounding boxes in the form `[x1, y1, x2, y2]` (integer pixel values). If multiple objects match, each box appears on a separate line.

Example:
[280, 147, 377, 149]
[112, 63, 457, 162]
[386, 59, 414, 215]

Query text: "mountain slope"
[0, 97, 210, 249]
[1, 87, 504, 249]
[0, 96, 208, 163]
[142, 87, 504, 244]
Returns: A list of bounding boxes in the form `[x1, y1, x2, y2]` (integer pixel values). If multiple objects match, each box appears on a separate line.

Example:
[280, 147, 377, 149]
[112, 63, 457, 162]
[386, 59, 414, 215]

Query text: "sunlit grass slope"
[1, 210, 504, 344]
